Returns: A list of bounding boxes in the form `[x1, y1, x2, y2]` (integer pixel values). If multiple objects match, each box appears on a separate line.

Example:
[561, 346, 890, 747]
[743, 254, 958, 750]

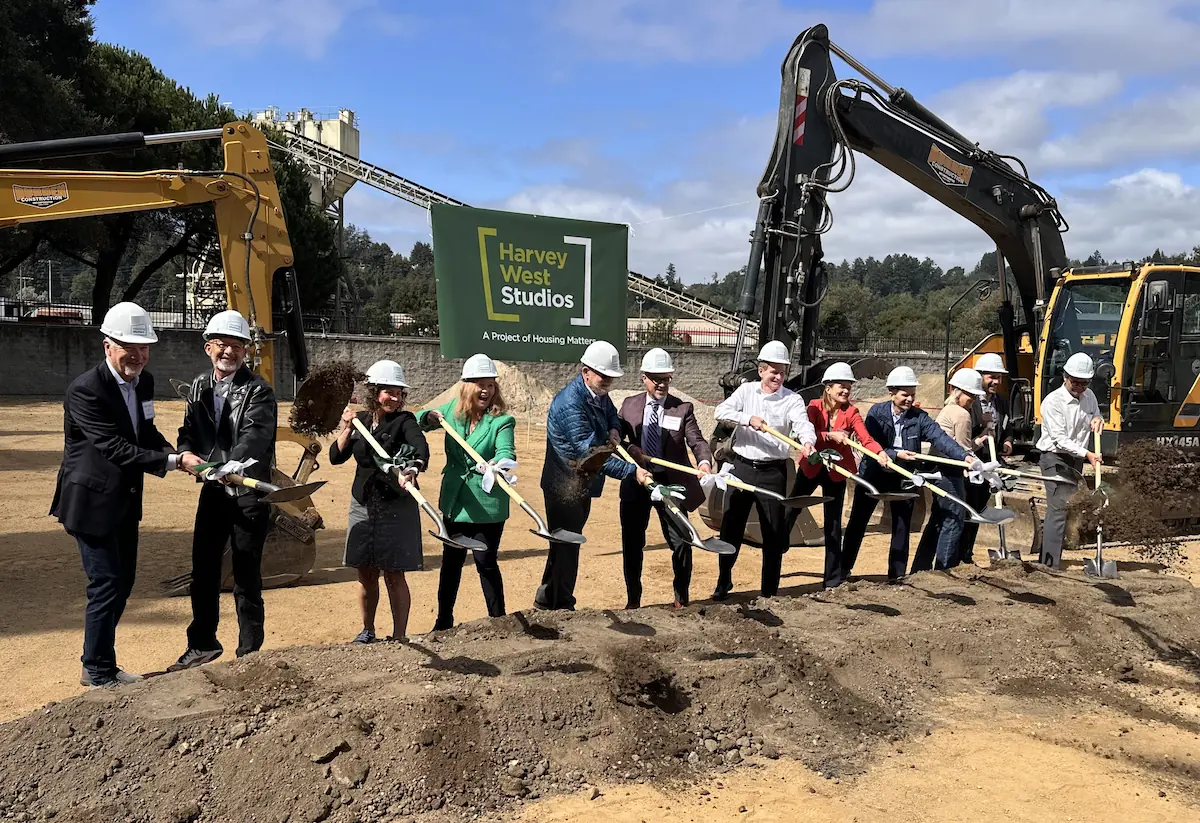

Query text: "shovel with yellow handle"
[1083, 429, 1117, 579]
[758, 424, 917, 503]
[613, 444, 736, 555]
[434, 416, 585, 545]
[351, 417, 487, 551]
[646, 456, 829, 509]
[843, 438, 1016, 526]
[192, 460, 326, 504]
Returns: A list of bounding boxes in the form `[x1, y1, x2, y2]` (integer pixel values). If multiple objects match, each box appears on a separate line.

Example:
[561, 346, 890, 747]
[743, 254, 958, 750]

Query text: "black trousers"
[789, 467, 849, 588]
[619, 476, 693, 607]
[74, 513, 139, 679]
[187, 484, 269, 657]
[841, 480, 917, 582]
[958, 478, 992, 563]
[533, 492, 592, 611]
[718, 456, 788, 597]
[436, 521, 506, 628]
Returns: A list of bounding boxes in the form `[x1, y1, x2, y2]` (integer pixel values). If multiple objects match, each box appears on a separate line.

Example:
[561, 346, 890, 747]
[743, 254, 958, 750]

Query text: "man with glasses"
[618, 348, 712, 608]
[168, 310, 278, 670]
[1036, 352, 1104, 569]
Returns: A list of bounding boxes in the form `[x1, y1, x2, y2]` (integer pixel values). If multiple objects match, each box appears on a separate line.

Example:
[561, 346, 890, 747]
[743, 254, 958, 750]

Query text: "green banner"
[431, 204, 628, 362]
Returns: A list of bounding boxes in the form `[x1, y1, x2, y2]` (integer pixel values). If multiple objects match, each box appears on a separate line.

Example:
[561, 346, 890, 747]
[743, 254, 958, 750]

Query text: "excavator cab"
[1034, 264, 1200, 456]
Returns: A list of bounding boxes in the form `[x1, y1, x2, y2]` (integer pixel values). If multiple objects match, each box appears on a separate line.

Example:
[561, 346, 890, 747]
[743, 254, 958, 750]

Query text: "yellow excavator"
[0, 122, 328, 588]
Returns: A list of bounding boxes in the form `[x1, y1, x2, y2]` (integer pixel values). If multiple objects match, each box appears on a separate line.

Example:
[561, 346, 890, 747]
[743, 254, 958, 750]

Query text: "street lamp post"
[944, 278, 996, 397]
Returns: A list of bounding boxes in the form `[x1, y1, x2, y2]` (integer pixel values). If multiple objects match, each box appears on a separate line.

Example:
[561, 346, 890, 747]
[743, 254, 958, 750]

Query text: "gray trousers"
[1039, 452, 1083, 569]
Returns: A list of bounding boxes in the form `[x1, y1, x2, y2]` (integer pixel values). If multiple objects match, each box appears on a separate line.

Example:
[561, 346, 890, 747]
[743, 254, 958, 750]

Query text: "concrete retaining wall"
[0, 322, 952, 405]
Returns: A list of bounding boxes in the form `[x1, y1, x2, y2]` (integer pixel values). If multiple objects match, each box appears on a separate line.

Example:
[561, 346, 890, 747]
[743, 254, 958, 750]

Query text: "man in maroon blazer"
[619, 348, 713, 608]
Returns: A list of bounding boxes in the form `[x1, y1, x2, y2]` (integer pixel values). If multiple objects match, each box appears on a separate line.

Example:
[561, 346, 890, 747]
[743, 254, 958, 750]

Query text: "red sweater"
[798, 399, 883, 481]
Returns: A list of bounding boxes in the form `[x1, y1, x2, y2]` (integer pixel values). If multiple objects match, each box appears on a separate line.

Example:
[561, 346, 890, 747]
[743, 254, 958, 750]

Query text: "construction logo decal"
[432, 205, 628, 363]
[13, 182, 69, 209]
[927, 145, 973, 187]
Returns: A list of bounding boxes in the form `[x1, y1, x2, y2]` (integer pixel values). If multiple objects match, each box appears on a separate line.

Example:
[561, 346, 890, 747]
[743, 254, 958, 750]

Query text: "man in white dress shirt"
[1036, 352, 1105, 569]
[712, 340, 817, 600]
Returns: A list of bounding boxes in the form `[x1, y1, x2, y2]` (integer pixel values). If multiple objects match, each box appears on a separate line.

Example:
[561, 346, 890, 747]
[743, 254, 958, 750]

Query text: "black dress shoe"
[711, 581, 733, 601]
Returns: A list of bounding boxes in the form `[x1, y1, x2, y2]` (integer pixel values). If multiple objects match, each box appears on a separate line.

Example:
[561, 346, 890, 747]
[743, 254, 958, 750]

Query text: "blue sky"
[92, 0, 1200, 282]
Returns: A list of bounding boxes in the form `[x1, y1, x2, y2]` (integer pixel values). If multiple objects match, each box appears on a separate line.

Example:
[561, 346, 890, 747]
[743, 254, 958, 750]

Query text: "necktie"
[644, 401, 661, 458]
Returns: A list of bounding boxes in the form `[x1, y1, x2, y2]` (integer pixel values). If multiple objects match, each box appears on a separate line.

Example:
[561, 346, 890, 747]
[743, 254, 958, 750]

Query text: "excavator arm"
[0, 122, 306, 387]
[729, 24, 1069, 394]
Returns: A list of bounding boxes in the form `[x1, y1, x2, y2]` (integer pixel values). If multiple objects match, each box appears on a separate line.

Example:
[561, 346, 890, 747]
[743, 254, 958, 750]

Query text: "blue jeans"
[74, 515, 140, 679]
[911, 473, 966, 573]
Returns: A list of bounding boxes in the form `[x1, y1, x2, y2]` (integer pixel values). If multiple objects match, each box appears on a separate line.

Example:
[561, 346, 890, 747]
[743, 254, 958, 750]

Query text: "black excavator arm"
[725, 23, 1070, 395]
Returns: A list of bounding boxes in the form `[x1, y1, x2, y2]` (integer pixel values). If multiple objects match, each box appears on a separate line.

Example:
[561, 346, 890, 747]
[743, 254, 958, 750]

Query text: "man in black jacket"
[168, 310, 278, 671]
[51, 302, 202, 687]
[959, 352, 1014, 563]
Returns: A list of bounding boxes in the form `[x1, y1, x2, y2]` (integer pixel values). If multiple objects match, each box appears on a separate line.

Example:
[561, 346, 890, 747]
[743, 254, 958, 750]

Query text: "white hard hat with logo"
[100, 301, 158, 345]
[204, 309, 252, 341]
[757, 340, 790, 365]
[974, 352, 1007, 374]
[581, 340, 623, 378]
[461, 353, 499, 381]
[1064, 352, 1095, 379]
[949, 367, 986, 396]
[886, 366, 919, 387]
[821, 361, 856, 384]
[640, 347, 675, 374]
[365, 359, 409, 388]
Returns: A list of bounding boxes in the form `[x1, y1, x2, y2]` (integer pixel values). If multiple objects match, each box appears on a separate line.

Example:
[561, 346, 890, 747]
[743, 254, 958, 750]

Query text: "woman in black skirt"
[329, 359, 429, 643]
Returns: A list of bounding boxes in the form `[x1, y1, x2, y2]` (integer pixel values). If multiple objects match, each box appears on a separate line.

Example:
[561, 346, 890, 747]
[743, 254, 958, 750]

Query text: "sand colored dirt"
[2, 397, 1200, 822]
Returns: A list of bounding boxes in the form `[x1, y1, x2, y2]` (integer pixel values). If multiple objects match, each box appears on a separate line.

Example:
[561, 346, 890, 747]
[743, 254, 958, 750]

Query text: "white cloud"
[164, 0, 391, 58]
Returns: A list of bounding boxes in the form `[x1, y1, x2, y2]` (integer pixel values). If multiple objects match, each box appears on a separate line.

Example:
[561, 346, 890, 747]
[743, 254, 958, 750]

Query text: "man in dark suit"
[619, 348, 713, 608]
[168, 310, 277, 672]
[50, 302, 204, 688]
[959, 352, 1014, 563]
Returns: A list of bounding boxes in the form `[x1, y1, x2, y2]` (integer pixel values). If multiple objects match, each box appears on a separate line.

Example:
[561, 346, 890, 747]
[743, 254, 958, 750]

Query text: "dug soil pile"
[3, 564, 1199, 822]
[421, 362, 555, 424]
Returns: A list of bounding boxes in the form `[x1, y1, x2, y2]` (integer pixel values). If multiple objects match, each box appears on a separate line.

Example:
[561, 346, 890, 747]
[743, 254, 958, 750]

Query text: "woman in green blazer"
[418, 354, 516, 629]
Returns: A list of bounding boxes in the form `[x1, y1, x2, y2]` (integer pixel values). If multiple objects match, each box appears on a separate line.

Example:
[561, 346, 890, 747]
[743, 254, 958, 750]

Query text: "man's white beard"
[215, 357, 242, 376]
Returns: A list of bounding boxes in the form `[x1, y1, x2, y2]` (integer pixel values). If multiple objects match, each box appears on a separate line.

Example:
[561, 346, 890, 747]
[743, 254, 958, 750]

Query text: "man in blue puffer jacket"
[535, 341, 650, 610]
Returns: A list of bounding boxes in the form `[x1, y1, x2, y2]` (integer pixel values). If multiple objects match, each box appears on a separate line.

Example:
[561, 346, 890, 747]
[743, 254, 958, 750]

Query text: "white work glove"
[207, 458, 257, 480]
[474, 458, 518, 494]
[699, 462, 735, 493]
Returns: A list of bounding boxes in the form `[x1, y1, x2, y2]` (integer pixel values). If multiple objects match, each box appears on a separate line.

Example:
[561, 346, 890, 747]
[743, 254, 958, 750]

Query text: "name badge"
[661, 415, 682, 432]
[141, 400, 155, 419]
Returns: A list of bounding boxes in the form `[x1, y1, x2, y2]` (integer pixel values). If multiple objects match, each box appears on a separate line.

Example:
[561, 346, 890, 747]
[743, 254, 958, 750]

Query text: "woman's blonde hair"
[456, 378, 507, 421]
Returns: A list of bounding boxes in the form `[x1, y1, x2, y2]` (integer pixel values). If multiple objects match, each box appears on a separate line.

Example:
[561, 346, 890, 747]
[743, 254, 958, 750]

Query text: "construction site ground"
[2, 397, 1199, 822]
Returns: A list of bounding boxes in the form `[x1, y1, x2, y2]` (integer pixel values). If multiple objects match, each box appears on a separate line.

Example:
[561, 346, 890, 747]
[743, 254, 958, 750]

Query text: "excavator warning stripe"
[793, 95, 807, 145]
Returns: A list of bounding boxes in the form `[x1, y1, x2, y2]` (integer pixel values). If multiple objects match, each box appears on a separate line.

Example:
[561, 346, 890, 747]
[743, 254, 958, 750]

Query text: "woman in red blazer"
[789, 362, 889, 588]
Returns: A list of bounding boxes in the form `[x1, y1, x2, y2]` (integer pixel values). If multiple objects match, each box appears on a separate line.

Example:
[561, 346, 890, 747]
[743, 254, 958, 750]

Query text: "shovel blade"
[873, 492, 919, 502]
[779, 495, 832, 509]
[261, 480, 327, 504]
[529, 527, 587, 545]
[1084, 558, 1118, 578]
[698, 537, 738, 555]
[428, 531, 488, 551]
[969, 506, 1017, 526]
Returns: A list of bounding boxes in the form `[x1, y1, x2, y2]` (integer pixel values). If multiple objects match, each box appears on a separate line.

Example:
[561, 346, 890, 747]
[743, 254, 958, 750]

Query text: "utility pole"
[45, 259, 53, 303]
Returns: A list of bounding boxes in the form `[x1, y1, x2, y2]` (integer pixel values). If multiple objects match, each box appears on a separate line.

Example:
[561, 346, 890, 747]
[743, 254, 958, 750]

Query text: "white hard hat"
[974, 352, 1007, 374]
[580, 340, 623, 378]
[640, 347, 674, 374]
[821, 361, 856, 384]
[364, 359, 409, 388]
[885, 366, 919, 388]
[1064, 352, 1095, 379]
[204, 309, 252, 341]
[100, 301, 158, 344]
[757, 340, 790, 365]
[949, 367, 986, 397]
[461, 353, 498, 381]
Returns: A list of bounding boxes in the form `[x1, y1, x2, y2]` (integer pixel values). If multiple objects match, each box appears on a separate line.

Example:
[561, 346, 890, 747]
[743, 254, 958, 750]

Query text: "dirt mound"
[1069, 440, 1200, 568]
[421, 362, 556, 424]
[609, 387, 717, 440]
[4, 566, 1199, 822]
